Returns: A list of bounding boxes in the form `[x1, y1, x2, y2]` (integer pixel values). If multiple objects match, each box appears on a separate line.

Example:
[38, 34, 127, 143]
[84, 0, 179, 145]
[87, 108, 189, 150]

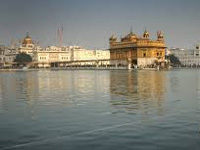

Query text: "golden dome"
[22, 32, 32, 45]
[121, 32, 137, 42]
[127, 32, 137, 39]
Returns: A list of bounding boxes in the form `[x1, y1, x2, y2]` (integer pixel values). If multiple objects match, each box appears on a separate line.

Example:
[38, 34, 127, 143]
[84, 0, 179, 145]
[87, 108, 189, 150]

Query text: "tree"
[167, 54, 181, 66]
[14, 53, 32, 64]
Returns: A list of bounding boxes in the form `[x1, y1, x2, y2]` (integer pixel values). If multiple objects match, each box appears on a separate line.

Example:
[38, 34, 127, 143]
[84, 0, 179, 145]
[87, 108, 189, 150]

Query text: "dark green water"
[0, 69, 199, 150]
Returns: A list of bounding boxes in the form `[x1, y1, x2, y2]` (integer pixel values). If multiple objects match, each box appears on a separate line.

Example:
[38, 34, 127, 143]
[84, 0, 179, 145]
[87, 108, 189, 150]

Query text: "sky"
[0, 0, 200, 49]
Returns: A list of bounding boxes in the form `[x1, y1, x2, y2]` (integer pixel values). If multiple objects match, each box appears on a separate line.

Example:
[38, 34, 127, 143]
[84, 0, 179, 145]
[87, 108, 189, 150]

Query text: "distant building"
[66, 46, 110, 66]
[70, 46, 94, 61]
[32, 46, 71, 68]
[169, 45, 200, 67]
[0, 45, 5, 67]
[109, 30, 166, 68]
[0, 45, 18, 67]
[95, 49, 110, 60]
[3, 52, 17, 67]
[0, 33, 110, 68]
[69, 46, 110, 61]
[32, 46, 110, 68]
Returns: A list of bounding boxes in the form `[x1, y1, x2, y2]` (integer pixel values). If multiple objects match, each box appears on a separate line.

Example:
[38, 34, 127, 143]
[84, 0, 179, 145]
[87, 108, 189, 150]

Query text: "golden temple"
[109, 30, 166, 68]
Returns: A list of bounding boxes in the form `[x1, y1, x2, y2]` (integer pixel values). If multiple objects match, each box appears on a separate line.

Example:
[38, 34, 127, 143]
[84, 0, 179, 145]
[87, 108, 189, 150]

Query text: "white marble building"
[33, 46, 71, 68]
[0, 33, 111, 68]
[169, 45, 200, 67]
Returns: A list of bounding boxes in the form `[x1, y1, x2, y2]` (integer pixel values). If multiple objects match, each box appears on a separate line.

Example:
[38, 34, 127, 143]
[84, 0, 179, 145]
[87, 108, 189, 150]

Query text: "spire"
[130, 26, 133, 34]
[144, 26, 147, 32]
[57, 26, 63, 47]
[26, 32, 30, 38]
[144, 24, 147, 32]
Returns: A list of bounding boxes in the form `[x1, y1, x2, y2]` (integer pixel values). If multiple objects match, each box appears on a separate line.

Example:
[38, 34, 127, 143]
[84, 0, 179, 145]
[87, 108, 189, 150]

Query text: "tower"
[57, 26, 63, 47]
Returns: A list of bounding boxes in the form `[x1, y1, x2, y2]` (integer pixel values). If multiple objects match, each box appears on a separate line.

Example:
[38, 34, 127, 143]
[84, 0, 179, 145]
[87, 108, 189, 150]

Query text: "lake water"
[0, 69, 199, 150]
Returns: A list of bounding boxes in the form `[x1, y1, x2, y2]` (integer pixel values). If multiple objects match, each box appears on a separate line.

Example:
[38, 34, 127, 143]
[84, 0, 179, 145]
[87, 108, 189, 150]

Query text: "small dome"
[159, 33, 164, 38]
[22, 32, 32, 45]
[157, 31, 164, 41]
[143, 30, 149, 38]
[109, 35, 117, 42]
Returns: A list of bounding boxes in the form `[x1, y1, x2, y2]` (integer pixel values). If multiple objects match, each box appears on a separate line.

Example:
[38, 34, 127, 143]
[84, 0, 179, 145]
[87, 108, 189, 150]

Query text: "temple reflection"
[110, 70, 166, 115]
[0, 70, 167, 117]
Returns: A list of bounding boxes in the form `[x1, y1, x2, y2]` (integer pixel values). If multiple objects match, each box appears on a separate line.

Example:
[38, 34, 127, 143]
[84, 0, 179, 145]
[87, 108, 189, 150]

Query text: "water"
[0, 69, 199, 150]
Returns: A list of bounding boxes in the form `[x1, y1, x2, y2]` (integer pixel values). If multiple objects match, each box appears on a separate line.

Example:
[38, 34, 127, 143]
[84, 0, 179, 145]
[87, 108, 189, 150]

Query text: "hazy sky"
[0, 0, 200, 49]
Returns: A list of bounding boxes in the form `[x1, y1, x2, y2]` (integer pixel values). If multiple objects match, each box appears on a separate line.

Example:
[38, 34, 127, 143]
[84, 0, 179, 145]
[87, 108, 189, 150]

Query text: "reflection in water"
[0, 70, 168, 117]
[0, 70, 111, 113]
[0, 72, 39, 118]
[0, 77, 4, 112]
[110, 70, 166, 115]
[0, 70, 199, 150]
[169, 76, 180, 93]
[36, 70, 110, 107]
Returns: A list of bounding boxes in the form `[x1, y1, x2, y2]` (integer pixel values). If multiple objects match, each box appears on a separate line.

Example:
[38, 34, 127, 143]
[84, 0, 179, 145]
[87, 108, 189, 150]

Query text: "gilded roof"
[22, 32, 32, 44]
[121, 32, 138, 42]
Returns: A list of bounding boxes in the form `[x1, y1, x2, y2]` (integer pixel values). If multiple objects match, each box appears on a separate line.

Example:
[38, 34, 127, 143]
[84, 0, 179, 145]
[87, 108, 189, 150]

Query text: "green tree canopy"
[14, 53, 32, 63]
[168, 54, 181, 66]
